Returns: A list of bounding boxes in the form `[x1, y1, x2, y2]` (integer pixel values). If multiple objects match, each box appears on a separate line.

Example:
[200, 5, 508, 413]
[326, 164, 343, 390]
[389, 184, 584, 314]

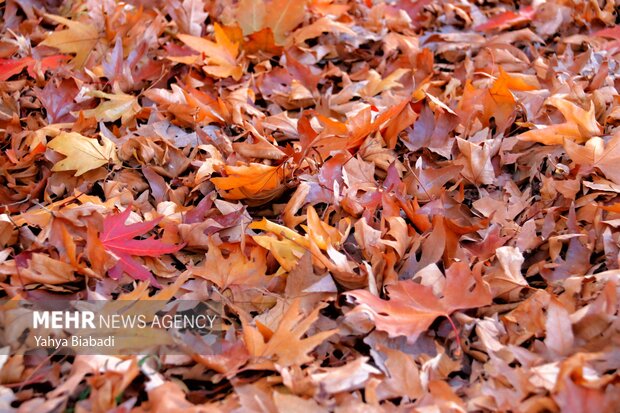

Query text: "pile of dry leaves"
[1, 0, 620, 411]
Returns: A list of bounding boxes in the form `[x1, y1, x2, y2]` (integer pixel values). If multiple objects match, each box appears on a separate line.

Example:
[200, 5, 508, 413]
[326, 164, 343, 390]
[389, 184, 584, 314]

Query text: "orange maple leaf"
[175, 23, 243, 80]
[211, 163, 285, 201]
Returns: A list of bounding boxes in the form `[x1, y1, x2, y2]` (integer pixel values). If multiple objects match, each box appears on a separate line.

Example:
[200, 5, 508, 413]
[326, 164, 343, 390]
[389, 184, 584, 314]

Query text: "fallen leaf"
[235, 0, 267, 36]
[18, 253, 76, 285]
[564, 133, 620, 185]
[486, 246, 528, 298]
[47, 132, 119, 176]
[211, 163, 285, 201]
[475, 5, 536, 32]
[346, 262, 492, 343]
[166, 0, 208, 37]
[263, 0, 308, 45]
[100, 207, 183, 287]
[190, 238, 267, 295]
[0, 55, 67, 81]
[250, 218, 308, 271]
[518, 97, 602, 145]
[292, 16, 355, 44]
[40, 14, 99, 68]
[81, 87, 141, 123]
[455, 138, 497, 185]
[176, 23, 243, 80]
[545, 299, 574, 356]
[309, 357, 381, 394]
[242, 298, 337, 367]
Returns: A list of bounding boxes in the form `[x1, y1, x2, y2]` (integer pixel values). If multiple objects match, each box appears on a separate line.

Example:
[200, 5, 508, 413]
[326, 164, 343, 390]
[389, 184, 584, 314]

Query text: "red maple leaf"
[100, 207, 183, 288]
[0, 55, 68, 81]
[474, 6, 536, 32]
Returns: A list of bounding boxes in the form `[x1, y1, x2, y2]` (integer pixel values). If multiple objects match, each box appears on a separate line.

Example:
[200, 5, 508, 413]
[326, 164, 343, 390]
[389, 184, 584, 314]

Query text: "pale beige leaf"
[545, 299, 574, 356]
[48, 132, 119, 176]
[81, 89, 141, 123]
[235, 0, 266, 35]
[564, 134, 620, 185]
[309, 357, 381, 394]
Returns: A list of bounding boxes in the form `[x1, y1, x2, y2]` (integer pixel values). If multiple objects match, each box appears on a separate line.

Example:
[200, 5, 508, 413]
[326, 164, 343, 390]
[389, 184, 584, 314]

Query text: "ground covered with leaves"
[2, 0, 620, 411]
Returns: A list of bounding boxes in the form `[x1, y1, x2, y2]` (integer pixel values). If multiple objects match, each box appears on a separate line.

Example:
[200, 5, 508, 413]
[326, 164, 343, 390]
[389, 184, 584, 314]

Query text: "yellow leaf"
[263, 0, 308, 45]
[301, 205, 343, 250]
[40, 14, 99, 68]
[47, 132, 119, 176]
[249, 218, 309, 247]
[252, 235, 306, 271]
[81, 88, 141, 124]
[250, 218, 309, 271]
[177, 23, 243, 80]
